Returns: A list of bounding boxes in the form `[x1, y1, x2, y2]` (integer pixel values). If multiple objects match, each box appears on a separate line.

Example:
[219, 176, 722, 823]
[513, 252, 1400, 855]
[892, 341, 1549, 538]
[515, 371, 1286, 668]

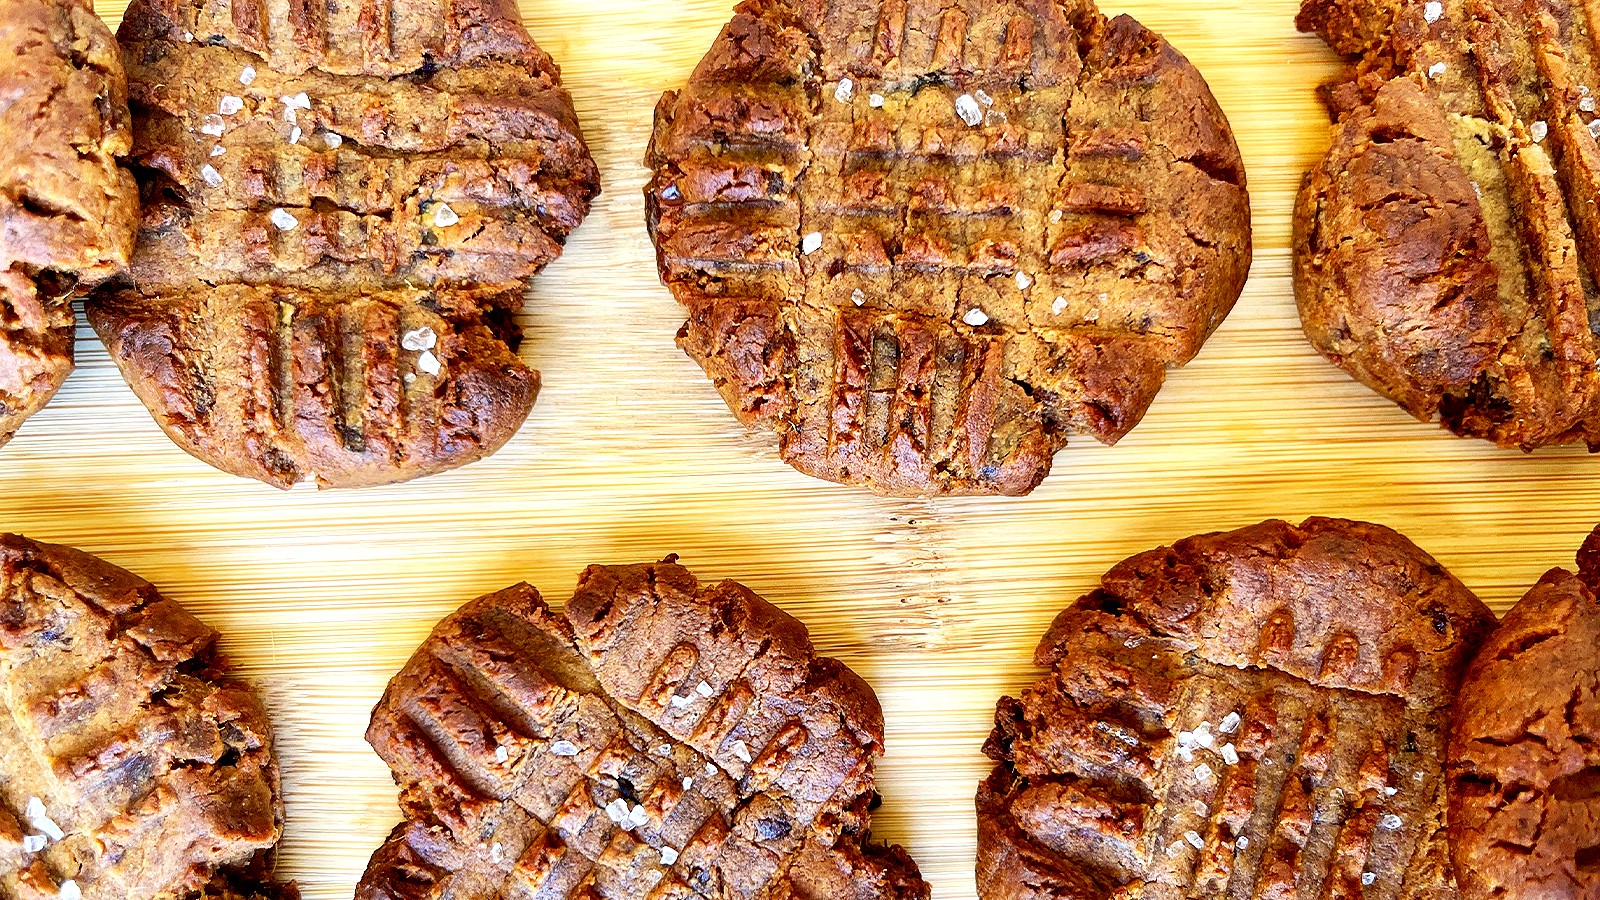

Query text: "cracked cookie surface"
[1296, 0, 1600, 449]
[645, 0, 1250, 497]
[977, 517, 1497, 899]
[1449, 525, 1600, 900]
[358, 558, 928, 900]
[0, 0, 138, 448]
[0, 534, 291, 900]
[91, 0, 600, 488]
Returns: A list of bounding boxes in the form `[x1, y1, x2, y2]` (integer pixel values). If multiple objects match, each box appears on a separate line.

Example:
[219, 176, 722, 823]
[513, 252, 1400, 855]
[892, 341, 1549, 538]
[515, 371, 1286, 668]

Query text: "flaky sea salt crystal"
[432, 202, 459, 227]
[834, 78, 854, 103]
[1015, 271, 1033, 290]
[1379, 813, 1404, 831]
[490, 842, 504, 862]
[1194, 763, 1214, 782]
[219, 95, 244, 115]
[1362, 873, 1376, 886]
[1532, 120, 1549, 142]
[955, 93, 983, 126]
[625, 804, 650, 830]
[670, 693, 695, 708]
[550, 740, 579, 757]
[732, 740, 752, 763]
[1582, 96, 1596, 113]
[402, 327, 437, 352]
[325, 132, 343, 148]
[1193, 724, 1215, 749]
[1184, 830, 1204, 849]
[963, 308, 989, 327]
[1428, 61, 1447, 78]
[696, 681, 713, 696]
[1221, 743, 1239, 765]
[1385, 786, 1398, 796]
[801, 232, 822, 255]
[289, 126, 302, 144]
[869, 93, 885, 107]
[1424, 1, 1443, 22]
[282, 92, 311, 110]
[200, 114, 226, 136]
[201, 164, 223, 187]
[1236, 835, 1249, 850]
[605, 798, 630, 823]
[58, 881, 80, 900]
[660, 846, 680, 866]
[1219, 712, 1241, 734]
[851, 288, 865, 306]
[240, 66, 256, 85]
[270, 208, 298, 231]
[22, 835, 45, 853]
[1175, 745, 1195, 762]
[211, 145, 226, 157]
[417, 350, 442, 376]
[1177, 731, 1197, 748]
[495, 745, 509, 763]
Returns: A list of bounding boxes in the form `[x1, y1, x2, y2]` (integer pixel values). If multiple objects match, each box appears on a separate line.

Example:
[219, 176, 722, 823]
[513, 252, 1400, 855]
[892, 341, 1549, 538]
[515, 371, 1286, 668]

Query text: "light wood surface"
[21, 0, 1600, 896]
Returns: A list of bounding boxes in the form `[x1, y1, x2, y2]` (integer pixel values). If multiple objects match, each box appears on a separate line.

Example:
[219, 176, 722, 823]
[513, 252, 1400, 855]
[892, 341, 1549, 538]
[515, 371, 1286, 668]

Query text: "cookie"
[0, 0, 138, 448]
[359, 558, 928, 900]
[1295, 0, 1600, 450]
[1449, 525, 1600, 899]
[0, 534, 290, 900]
[977, 518, 1497, 899]
[645, 0, 1251, 496]
[89, 0, 600, 488]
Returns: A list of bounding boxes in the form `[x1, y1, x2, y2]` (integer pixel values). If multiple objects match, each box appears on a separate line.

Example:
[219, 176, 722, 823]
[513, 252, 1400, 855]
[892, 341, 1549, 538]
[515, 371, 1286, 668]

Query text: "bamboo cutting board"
[16, 0, 1600, 896]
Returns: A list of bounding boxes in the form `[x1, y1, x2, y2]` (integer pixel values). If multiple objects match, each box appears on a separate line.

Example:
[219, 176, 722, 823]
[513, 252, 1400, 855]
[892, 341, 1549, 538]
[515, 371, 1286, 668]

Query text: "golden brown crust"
[0, 0, 138, 448]
[645, 0, 1250, 497]
[1448, 527, 1600, 900]
[90, 0, 599, 488]
[360, 559, 928, 900]
[978, 517, 1497, 900]
[0, 534, 290, 900]
[1295, 0, 1600, 450]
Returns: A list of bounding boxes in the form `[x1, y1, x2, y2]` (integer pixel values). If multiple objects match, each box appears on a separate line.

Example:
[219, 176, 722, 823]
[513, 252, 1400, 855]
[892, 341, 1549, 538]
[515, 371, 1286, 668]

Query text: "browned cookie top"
[90, 0, 600, 488]
[1449, 526, 1600, 900]
[977, 518, 1497, 900]
[359, 558, 928, 900]
[0, 534, 289, 900]
[0, 0, 138, 448]
[646, 0, 1250, 497]
[1296, 0, 1600, 450]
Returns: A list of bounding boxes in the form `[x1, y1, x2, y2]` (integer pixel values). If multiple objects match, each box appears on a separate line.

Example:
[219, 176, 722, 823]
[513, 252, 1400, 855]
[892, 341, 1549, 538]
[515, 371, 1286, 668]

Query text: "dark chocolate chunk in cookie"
[0, 0, 138, 448]
[91, 0, 600, 488]
[977, 518, 1497, 899]
[359, 558, 927, 900]
[0, 534, 290, 900]
[646, 0, 1250, 496]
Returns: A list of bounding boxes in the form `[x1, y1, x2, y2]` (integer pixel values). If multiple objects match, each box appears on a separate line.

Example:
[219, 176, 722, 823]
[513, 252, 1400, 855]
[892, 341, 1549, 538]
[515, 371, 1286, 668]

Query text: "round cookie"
[0, 534, 289, 900]
[645, 0, 1250, 496]
[1296, 0, 1600, 450]
[1448, 526, 1600, 899]
[977, 518, 1496, 899]
[358, 558, 928, 900]
[91, 0, 600, 489]
[0, 0, 138, 448]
